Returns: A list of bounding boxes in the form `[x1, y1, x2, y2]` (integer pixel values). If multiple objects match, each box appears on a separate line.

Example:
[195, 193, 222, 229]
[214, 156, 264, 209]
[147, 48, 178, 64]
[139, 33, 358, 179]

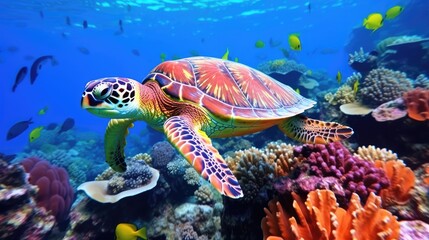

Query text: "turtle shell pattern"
[143, 57, 315, 119]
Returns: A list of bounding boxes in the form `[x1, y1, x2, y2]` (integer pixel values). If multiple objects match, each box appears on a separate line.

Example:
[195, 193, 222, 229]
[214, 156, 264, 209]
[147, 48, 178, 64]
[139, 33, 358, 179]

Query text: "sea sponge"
[359, 67, 413, 107]
[403, 88, 429, 121]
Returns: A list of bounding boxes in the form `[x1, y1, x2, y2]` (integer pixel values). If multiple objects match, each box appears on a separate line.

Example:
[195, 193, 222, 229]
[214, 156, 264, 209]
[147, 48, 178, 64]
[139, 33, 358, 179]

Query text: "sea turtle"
[81, 57, 353, 199]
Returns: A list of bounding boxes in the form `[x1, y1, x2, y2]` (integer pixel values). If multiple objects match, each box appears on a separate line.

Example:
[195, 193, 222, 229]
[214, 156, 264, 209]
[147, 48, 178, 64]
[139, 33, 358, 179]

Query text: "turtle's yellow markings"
[182, 69, 193, 81]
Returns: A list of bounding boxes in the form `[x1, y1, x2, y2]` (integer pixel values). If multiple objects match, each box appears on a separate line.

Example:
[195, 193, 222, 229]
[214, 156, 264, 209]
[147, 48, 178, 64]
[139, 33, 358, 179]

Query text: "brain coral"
[150, 141, 177, 169]
[359, 67, 412, 107]
[21, 157, 74, 223]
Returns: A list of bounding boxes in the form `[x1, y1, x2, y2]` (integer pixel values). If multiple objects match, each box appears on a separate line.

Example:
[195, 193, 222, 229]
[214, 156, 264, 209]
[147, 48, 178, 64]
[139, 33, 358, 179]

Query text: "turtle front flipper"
[105, 119, 135, 172]
[164, 115, 243, 199]
[279, 115, 353, 144]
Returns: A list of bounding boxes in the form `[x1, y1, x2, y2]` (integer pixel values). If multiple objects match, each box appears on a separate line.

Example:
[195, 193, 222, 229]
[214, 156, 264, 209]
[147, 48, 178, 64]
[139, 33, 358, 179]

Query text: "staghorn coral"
[324, 85, 356, 106]
[355, 145, 398, 162]
[403, 88, 429, 121]
[359, 67, 413, 107]
[374, 160, 415, 207]
[276, 142, 390, 207]
[414, 74, 429, 89]
[261, 189, 400, 240]
[348, 47, 378, 73]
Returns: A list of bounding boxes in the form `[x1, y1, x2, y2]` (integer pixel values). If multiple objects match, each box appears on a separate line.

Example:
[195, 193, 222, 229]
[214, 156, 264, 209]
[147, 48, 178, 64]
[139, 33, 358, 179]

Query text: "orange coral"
[374, 160, 415, 206]
[261, 189, 400, 240]
[403, 88, 429, 121]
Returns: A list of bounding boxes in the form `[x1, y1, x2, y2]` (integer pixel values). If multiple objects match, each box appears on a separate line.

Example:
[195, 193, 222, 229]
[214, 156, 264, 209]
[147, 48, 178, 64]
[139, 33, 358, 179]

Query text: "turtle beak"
[81, 94, 120, 117]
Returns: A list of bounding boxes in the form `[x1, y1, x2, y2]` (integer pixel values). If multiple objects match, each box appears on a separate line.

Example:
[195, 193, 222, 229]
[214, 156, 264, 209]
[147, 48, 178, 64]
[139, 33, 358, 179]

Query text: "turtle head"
[81, 77, 141, 118]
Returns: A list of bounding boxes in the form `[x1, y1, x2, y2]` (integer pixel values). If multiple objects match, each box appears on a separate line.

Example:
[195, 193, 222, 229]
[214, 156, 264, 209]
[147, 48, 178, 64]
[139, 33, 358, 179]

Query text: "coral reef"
[359, 67, 413, 108]
[354, 145, 398, 162]
[414, 74, 429, 89]
[257, 58, 307, 88]
[374, 160, 415, 207]
[0, 159, 56, 240]
[371, 97, 407, 122]
[261, 189, 400, 240]
[399, 220, 429, 239]
[150, 141, 177, 169]
[275, 142, 390, 207]
[20, 157, 74, 223]
[348, 47, 378, 74]
[403, 88, 429, 121]
[324, 85, 356, 106]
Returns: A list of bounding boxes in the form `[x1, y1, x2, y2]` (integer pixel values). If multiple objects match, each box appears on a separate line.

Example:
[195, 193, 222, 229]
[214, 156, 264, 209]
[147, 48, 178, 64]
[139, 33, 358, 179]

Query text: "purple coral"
[276, 142, 389, 206]
[150, 141, 177, 169]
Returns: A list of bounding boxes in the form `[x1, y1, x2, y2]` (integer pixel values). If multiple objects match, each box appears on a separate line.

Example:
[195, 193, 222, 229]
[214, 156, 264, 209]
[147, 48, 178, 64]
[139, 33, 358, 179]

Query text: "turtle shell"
[143, 57, 315, 119]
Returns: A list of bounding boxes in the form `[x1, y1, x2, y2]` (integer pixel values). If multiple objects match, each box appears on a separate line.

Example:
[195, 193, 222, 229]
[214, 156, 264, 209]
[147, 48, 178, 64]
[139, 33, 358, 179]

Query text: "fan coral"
[21, 157, 74, 223]
[359, 67, 413, 107]
[374, 160, 415, 206]
[324, 85, 356, 106]
[403, 88, 429, 121]
[355, 145, 398, 162]
[261, 189, 400, 240]
[150, 141, 177, 169]
[277, 142, 389, 206]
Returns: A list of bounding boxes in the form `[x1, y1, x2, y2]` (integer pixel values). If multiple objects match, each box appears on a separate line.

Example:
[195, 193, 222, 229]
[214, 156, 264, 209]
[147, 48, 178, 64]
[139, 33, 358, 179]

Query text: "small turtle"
[81, 57, 353, 199]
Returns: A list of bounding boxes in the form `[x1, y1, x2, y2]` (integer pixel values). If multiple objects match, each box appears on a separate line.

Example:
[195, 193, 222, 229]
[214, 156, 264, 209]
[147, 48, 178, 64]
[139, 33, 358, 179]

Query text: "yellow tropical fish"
[29, 126, 43, 142]
[336, 71, 342, 84]
[38, 106, 48, 115]
[160, 53, 166, 62]
[353, 79, 359, 94]
[255, 40, 265, 48]
[288, 34, 301, 51]
[295, 88, 300, 94]
[385, 6, 403, 20]
[222, 48, 229, 60]
[234, 57, 239, 62]
[363, 13, 383, 31]
[115, 223, 147, 240]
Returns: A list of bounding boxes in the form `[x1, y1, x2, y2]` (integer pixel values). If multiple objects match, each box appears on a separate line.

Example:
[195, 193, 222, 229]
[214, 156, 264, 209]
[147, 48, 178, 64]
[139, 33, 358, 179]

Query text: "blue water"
[0, 0, 424, 153]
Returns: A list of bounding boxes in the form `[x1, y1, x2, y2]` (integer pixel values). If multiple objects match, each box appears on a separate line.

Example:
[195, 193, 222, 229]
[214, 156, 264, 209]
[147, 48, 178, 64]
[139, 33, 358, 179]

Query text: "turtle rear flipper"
[279, 115, 353, 144]
[105, 119, 135, 172]
[164, 115, 243, 199]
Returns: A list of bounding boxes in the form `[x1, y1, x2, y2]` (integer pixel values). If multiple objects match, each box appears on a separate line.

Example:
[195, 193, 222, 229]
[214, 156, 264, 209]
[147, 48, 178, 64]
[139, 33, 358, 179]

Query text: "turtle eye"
[93, 82, 112, 100]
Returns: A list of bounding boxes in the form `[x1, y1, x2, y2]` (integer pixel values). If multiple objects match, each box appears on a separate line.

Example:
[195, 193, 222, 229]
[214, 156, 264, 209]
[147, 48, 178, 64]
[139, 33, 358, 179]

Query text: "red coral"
[21, 157, 74, 223]
[403, 88, 429, 121]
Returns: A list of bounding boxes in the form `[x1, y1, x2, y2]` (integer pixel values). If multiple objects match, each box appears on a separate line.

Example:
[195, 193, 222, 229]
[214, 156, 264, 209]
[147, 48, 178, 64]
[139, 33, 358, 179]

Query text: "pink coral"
[21, 157, 74, 223]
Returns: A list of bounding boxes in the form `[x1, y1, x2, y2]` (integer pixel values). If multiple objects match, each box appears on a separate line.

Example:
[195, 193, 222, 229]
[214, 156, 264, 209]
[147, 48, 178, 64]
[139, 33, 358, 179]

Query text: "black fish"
[119, 19, 124, 33]
[39, 10, 44, 19]
[46, 123, 58, 130]
[131, 49, 140, 56]
[0, 152, 16, 162]
[66, 16, 71, 26]
[30, 55, 54, 84]
[307, 2, 311, 13]
[12, 66, 28, 92]
[58, 118, 75, 134]
[78, 47, 90, 55]
[6, 118, 33, 140]
[83, 20, 88, 29]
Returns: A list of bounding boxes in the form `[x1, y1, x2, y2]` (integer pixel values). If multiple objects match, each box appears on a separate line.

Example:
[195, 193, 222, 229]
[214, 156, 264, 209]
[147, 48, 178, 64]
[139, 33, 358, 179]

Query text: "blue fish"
[12, 66, 28, 92]
[7, 118, 33, 140]
[58, 117, 75, 134]
[30, 55, 54, 84]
